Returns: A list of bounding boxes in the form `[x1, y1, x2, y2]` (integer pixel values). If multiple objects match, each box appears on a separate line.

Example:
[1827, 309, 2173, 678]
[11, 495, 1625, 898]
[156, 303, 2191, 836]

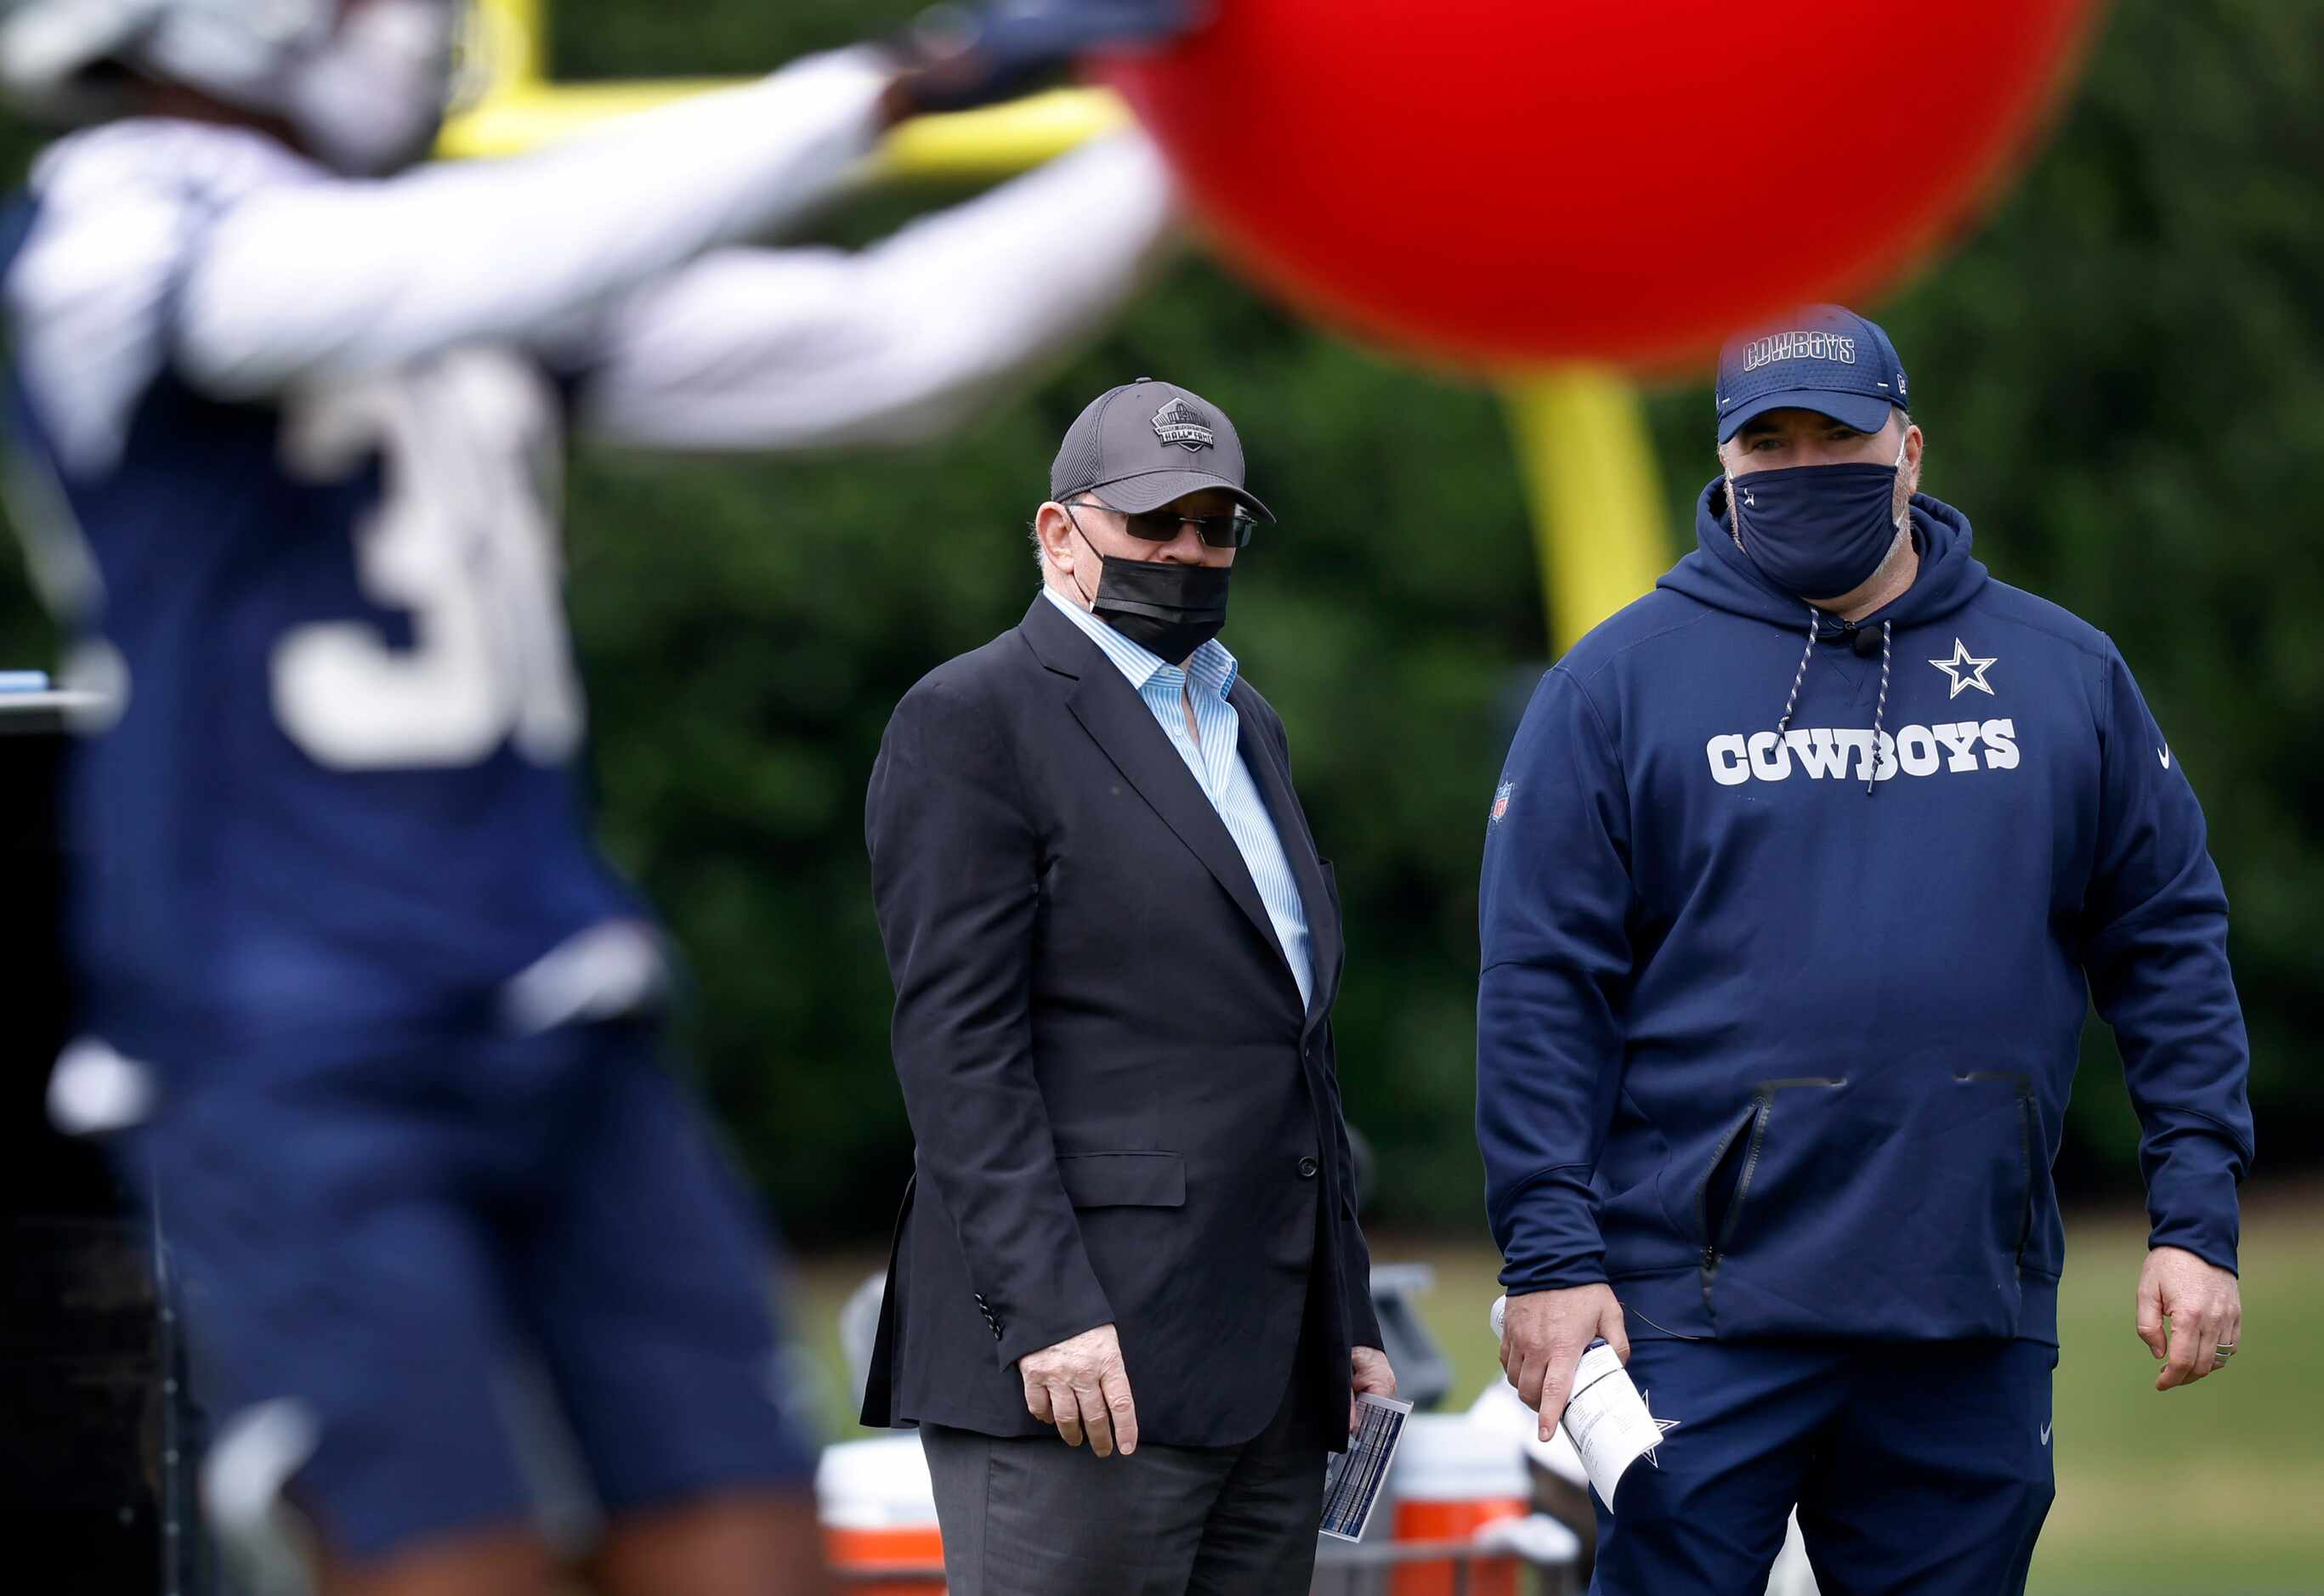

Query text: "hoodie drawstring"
[1771, 607, 1894, 797]
[1772, 606, 1817, 739]
[1865, 620, 1891, 797]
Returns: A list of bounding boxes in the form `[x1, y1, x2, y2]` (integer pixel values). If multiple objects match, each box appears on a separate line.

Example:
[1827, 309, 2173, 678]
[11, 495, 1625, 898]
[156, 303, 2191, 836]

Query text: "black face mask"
[1070, 527, 1232, 662]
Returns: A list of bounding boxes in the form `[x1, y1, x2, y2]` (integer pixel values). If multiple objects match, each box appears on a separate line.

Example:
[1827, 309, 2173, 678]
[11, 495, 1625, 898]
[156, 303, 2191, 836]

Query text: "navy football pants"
[132, 1019, 816, 1561]
[1590, 1336, 2055, 1596]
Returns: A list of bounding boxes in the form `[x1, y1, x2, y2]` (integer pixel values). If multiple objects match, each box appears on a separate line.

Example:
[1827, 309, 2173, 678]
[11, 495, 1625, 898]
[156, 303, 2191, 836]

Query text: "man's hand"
[1348, 1345, 1398, 1436]
[1018, 1323, 1140, 1456]
[2137, 1245, 2242, 1392]
[1500, 1284, 1629, 1443]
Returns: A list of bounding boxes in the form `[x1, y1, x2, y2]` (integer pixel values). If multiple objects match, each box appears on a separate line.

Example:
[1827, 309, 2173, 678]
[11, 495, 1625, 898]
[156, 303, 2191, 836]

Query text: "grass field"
[786, 1183, 2324, 1593]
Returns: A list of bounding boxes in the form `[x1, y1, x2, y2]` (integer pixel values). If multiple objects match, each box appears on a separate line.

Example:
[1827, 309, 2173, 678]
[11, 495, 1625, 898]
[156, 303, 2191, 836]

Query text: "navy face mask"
[1727, 443, 1907, 602]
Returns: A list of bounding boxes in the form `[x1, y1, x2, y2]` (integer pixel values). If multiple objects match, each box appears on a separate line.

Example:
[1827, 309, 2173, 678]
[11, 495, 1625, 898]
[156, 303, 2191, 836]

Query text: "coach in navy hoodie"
[1477, 306, 2253, 1595]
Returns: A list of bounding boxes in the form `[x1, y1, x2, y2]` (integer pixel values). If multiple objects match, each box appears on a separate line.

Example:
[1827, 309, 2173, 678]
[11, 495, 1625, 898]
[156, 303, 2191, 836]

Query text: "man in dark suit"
[862, 379, 1393, 1594]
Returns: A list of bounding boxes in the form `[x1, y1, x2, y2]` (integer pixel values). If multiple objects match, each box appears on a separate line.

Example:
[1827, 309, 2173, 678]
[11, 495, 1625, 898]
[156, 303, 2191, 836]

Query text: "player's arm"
[563, 133, 1176, 454]
[172, 0, 1196, 404]
[170, 50, 893, 400]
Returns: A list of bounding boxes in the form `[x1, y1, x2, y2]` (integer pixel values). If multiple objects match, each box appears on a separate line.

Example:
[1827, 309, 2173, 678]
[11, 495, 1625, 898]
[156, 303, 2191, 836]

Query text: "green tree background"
[3, 0, 2315, 1244]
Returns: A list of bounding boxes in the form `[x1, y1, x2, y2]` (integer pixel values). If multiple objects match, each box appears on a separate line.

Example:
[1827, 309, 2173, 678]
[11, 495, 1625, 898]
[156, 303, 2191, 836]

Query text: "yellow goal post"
[439, 0, 1672, 652]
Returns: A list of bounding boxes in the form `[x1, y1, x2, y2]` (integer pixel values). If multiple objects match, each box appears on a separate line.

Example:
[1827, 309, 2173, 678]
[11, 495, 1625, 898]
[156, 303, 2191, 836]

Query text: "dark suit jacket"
[859, 595, 1381, 1450]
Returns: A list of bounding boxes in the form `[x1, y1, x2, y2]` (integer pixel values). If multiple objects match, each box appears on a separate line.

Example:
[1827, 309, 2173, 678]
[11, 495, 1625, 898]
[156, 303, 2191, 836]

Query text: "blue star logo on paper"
[1641, 1389, 1681, 1467]
[1490, 780, 1513, 824]
[1928, 637, 1998, 699]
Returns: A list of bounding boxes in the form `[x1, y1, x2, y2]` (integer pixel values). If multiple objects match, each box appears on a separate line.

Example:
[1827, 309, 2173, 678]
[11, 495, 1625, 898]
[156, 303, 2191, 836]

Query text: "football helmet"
[0, 0, 464, 175]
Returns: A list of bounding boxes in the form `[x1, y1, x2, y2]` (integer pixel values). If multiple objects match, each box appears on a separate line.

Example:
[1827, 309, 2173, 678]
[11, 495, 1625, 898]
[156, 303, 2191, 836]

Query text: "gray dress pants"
[918, 1378, 1329, 1596]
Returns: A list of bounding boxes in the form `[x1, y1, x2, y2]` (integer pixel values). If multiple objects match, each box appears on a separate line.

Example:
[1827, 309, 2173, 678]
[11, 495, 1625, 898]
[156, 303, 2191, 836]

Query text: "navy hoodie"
[1477, 480, 2253, 1344]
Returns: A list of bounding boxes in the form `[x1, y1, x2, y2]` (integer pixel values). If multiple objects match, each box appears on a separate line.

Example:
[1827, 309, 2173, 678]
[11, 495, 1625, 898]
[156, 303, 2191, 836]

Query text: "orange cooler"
[1387, 1415, 1529, 1596]
[815, 1435, 947, 1593]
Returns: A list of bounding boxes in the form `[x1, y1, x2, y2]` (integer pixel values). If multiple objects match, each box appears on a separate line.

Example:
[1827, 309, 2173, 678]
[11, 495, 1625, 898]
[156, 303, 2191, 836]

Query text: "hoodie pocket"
[1696, 1078, 1843, 1288]
[1957, 1071, 2038, 1254]
[1698, 1071, 2038, 1340]
[1695, 1102, 1764, 1263]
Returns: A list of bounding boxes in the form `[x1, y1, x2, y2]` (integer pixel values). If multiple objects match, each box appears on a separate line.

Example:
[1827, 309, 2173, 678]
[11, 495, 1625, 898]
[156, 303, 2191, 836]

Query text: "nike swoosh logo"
[2158, 747, 2172, 769]
[2040, 1423, 2052, 1446]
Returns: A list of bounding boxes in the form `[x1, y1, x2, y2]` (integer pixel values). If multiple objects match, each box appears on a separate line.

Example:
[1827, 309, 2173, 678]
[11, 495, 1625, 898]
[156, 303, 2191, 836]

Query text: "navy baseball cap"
[1714, 304, 1911, 444]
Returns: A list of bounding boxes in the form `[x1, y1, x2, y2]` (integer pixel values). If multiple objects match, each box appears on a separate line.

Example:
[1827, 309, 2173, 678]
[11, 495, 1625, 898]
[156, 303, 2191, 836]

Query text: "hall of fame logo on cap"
[1152, 398, 1215, 451]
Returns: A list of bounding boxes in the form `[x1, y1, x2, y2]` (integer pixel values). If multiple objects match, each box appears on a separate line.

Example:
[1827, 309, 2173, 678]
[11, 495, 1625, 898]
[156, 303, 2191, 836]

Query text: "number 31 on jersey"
[272, 351, 584, 771]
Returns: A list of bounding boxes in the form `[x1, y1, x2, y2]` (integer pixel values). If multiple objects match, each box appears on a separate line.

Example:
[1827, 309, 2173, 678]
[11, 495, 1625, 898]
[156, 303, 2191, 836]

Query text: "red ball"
[1105, 0, 2103, 371]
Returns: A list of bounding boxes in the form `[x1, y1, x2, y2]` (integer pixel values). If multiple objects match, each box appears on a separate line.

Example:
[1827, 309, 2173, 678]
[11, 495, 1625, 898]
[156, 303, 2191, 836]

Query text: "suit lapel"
[1233, 682, 1342, 1025]
[1025, 600, 1287, 977]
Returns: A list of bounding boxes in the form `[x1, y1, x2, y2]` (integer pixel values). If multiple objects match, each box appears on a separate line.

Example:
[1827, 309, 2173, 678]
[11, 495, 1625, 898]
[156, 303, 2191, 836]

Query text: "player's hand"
[1500, 1284, 1629, 1443]
[2136, 1245, 2242, 1391]
[1019, 1322, 1139, 1456]
[881, 0, 1205, 120]
[1348, 1344, 1397, 1437]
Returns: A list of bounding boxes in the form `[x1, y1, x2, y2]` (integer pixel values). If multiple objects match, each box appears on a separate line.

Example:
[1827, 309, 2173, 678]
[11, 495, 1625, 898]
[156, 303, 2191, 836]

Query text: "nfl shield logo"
[1490, 781, 1513, 824]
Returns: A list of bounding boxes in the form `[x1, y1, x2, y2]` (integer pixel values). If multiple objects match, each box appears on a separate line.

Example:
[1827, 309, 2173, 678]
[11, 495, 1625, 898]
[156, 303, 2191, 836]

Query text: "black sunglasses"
[1068, 498, 1259, 550]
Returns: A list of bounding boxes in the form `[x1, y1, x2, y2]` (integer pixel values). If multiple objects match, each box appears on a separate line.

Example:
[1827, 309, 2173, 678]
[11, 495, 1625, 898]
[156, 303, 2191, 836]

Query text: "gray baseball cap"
[1050, 377, 1275, 521]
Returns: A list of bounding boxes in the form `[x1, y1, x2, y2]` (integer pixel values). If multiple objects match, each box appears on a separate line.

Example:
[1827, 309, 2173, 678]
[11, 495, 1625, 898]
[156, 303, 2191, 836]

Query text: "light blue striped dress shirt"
[1040, 586, 1314, 1009]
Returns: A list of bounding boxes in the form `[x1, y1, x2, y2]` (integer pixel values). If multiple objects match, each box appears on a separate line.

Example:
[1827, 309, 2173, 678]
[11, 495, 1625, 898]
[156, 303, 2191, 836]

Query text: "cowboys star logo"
[1641, 1389, 1681, 1466]
[1152, 398, 1216, 451]
[1928, 638, 1998, 699]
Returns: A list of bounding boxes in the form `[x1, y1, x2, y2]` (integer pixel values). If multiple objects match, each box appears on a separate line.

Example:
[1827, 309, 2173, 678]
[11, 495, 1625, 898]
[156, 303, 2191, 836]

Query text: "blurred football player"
[0, 1, 1194, 1592]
